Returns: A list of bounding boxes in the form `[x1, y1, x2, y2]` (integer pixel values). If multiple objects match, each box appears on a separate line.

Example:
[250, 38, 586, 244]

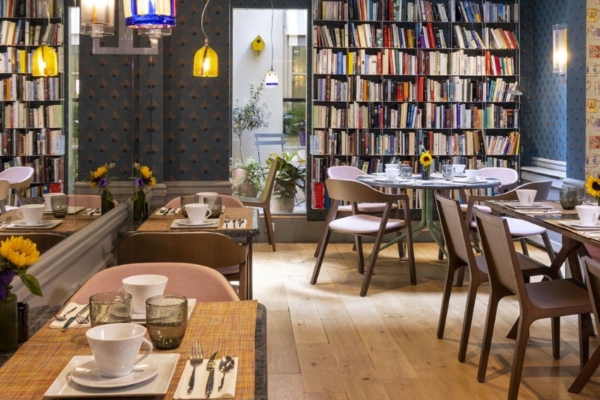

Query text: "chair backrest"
[67, 194, 119, 208]
[326, 178, 403, 204]
[582, 256, 600, 334]
[516, 180, 552, 201]
[478, 167, 519, 188]
[0, 233, 65, 254]
[474, 209, 525, 296]
[164, 194, 243, 209]
[68, 262, 239, 303]
[435, 193, 476, 267]
[0, 166, 34, 189]
[257, 157, 279, 203]
[327, 166, 365, 180]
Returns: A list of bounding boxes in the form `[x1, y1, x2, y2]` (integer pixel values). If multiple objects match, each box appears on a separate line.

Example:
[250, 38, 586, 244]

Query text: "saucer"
[5, 220, 62, 229]
[44, 354, 179, 398]
[175, 219, 219, 227]
[558, 220, 600, 230]
[70, 359, 160, 388]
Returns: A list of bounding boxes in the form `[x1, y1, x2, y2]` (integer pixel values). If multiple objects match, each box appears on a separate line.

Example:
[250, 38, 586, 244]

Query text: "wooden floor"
[252, 241, 600, 400]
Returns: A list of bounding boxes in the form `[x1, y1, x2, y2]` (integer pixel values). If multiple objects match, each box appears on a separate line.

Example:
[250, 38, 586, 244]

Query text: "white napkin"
[174, 357, 238, 399]
[49, 303, 90, 329]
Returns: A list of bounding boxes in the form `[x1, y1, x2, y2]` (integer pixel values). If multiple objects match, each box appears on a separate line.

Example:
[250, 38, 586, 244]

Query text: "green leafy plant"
[232, 158, 265, 197]
[267, 151, 306, 199]
[232, 81, 271, 162]
[283, 103, 306, 138]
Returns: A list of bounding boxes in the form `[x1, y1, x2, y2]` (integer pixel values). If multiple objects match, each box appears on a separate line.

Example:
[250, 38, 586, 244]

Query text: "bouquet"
[0, 236, 41, 300]
[419, 150, 433, 171]
[89, 162, 116, 191]
[585, 174, 600, 205]
[131, 162, 156, 199]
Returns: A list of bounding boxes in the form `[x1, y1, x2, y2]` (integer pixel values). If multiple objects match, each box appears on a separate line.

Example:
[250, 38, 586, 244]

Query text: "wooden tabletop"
[0, 208, 100, 235]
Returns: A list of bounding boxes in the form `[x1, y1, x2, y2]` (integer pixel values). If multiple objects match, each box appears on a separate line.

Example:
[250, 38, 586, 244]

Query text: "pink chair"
[164, 194, 243, 209]
[68, 262, 240, 304]
[67, 194, 119, 208]
[0, 166, 34, 211]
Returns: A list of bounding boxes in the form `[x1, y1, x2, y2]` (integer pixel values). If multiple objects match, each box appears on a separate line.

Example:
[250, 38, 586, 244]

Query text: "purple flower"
[134, 177, 144, 188]
[98, 177, 109, 188]
[0, 269, 16, 300]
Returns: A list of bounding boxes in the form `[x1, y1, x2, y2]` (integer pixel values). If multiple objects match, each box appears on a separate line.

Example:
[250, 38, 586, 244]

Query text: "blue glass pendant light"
[124, 0, 175, 42]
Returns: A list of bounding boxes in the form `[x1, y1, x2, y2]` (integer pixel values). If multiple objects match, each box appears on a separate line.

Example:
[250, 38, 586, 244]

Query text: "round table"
[357, 173, 502, 256]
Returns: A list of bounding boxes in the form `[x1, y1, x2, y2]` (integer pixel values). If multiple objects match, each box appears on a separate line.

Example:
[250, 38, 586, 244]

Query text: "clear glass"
[400, 165, 413, 180]
[442, 165, 455, 181]
[146, 294, 187, 350]
[51, 195, 69, 218]
[560, 186, 584, 210]
[89, 291, 132, 327]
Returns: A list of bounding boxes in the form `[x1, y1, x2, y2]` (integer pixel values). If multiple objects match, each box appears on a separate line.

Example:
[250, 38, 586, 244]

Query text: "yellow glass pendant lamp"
[193, 40, 218, 77]
[32, 45, 58, 77]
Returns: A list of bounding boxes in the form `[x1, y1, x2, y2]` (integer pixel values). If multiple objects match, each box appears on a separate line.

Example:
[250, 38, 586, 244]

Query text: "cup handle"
[135, 338, 153, 366]
[206, 209, 212, 218]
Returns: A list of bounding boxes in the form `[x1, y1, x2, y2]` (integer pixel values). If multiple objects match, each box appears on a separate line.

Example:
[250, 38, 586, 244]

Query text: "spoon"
[218, 356, 235, 391]
[55, 306, 77, 321]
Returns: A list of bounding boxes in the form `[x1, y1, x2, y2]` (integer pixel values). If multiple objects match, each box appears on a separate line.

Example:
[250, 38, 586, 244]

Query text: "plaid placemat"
[0, 300, 258, 399]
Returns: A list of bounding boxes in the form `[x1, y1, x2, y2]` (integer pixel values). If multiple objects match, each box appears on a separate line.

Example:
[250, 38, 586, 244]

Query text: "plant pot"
[270, 197, 295, 213]
[101, 188, 115, 214]
[232, 168, 258, 198]
[0, 292, 18, 353]
[133, 190, 146, 221]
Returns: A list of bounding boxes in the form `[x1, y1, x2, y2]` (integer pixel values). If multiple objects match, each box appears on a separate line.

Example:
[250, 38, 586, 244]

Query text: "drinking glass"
[560, 186, 584, 210]
[400, 165, 413, 180]
[441, 165, 455, 181]
[89, 291, 132, 327]
[51, 195, 69, 218]
[146, 295, 188, 350]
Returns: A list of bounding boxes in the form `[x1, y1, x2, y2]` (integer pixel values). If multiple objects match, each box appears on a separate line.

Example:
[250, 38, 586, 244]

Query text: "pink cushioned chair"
[68, 262, 239, 304]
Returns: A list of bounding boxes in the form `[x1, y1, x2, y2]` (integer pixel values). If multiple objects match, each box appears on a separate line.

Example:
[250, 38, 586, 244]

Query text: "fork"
[76, 312, 89, 325]
[187, 342, 204, 394]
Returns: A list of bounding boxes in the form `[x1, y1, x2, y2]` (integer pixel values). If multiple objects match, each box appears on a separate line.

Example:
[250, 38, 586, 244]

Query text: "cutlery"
[224, 219, 231, 229]
[174, 207, 181, 214]
[205, 351, 218, 398]
[54, 305, 77, 321]
[187, 342, 204, 394]
[158, 207, 167, 215]
[75, 312, 90, 325]
[62, 304, 89, 332]
[218, 356, 235, 391]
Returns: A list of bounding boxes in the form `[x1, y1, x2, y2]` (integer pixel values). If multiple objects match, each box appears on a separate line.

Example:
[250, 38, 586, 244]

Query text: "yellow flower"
[419, 151, 433, 168]
[140, 166, 152, 179]
[0, 236, 40, 269]
[93, 166, 107, 178]
[585, 175, 600, 198]
[150, 177, 157, 187]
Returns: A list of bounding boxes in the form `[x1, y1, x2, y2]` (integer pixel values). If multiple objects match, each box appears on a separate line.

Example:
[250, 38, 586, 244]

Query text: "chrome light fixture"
[553, 23, 568, 79]
[193, 0, 218, 77]
[124, 0, 175, 44]
[81, 0, 115, 37]
[265, 0, 278, 87]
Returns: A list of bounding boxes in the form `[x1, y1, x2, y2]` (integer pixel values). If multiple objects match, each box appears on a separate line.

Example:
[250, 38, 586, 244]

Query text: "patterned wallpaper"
[586, 0, 600, 179]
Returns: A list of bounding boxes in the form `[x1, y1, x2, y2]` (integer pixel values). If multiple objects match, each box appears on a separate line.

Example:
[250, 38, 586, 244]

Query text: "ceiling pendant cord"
[265, 0, 278, 86]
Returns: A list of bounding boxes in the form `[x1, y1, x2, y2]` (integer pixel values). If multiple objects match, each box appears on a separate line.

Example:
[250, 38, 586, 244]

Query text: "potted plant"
[232, 158, 265, 198]
[283, 103, 306, 146]
[232, 81, 271, 162]
[266, 151, 306, 213]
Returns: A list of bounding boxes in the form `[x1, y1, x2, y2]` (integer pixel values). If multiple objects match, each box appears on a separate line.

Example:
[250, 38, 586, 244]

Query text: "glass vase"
[101, 188, 115, 214]
[0, 292, 18, 353]
[421, 169, 430, 180]
[133, 189, 146, 221]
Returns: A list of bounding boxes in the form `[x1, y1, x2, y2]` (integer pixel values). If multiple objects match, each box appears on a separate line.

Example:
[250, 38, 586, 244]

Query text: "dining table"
[356, 173, 501, 256]
[0, 300, 267, 399]
[0, 207, 102, 235]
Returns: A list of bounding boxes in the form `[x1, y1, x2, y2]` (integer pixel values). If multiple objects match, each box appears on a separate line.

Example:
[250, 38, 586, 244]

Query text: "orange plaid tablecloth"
[0, 300, 258, 399]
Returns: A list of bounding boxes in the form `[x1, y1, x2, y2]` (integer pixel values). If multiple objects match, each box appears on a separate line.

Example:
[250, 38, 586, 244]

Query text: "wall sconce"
[193, 0, 218, 77]
[124, 0, 176, 44]
[553, 23, 568, 79]
[81, 0, 115, 37]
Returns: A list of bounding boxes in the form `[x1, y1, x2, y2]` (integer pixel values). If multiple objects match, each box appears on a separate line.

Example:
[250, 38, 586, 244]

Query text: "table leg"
[248, 236, 253, 299]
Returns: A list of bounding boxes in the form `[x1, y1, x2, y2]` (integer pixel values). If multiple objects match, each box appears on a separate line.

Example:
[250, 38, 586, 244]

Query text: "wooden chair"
[0, 167, 34, 210]
[569, 256, 600, 393]
[116, 232, 250, 299]
[69, 262, 239, 303]
[67, 194, 119, 208]
[434, 193, 562, 362]
[310, 178, 415, 297]
[474, 209, 592, 400]
[237, 158, 279, 252]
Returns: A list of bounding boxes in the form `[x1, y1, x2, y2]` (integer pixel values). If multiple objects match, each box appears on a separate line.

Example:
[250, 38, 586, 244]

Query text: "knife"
[205, 351, 219, 398]
[61, 304, 89, 332]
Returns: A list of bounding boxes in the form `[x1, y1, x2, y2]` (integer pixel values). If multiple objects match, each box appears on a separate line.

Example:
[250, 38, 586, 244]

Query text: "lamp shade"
[553, 23, 567, 75]
[124, 0, 175, 29]
[81, 0, 116, 37]
[193, 45, 218, 77]
[265, 68, 278, 87]
[32, 46, 58, 77]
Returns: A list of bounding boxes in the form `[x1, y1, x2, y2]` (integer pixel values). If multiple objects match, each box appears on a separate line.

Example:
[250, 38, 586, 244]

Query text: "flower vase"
[421, 168, 430, 180]
[133, 190, 146, 221]
[0, 292, 18, 353]
[101, 189, 114, 214]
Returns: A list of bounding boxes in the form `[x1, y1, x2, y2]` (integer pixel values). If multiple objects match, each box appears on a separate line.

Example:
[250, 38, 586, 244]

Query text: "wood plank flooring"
[252, 242, 600, 400]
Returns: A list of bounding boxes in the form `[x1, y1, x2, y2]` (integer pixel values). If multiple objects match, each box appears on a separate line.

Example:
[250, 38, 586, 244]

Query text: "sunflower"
[419, 151, 433, 170]
[585, 175, 600, 198]
[0, 236, 42, 299]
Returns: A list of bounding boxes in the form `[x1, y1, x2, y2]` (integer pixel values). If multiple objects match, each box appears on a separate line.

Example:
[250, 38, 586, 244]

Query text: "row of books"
[0, 47, 65, 74]
[1, 154, 63, 184]
[0, 20, 63, 47]
[0, 0, 60, 18]
[316, 0, 518, 23]
[418, 76, 520, 103]
[310, 129, 519, 156]
[0, 74, 61, 101]
[2, 102, 63, 129]
[0, 128, 64, 156]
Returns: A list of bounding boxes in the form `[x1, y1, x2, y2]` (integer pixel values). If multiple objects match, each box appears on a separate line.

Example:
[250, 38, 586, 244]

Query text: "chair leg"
[551, 316, 560, 360]
[520, 238, 529, 256]
[359, 235, 384, 297]
[355, 236, 365, 274]
[262, 206, 276, 252]
[455, 266, 465, 287]
[437, 262, 460, 339]
[404, 225, 417, 286]
[579, 313, 592, 367]
[477, 290, 502, 382]
[541, 232, 556, 261]
[311, 229, 332, 285]
[458, 276, 482, 362]
[569, 344, 600, 393]
[507, 318, 532, 400]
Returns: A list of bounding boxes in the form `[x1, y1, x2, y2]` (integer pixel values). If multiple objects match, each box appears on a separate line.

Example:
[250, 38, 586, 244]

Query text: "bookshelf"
[0, 0, 65, 201]
[308, 0, 521, 220]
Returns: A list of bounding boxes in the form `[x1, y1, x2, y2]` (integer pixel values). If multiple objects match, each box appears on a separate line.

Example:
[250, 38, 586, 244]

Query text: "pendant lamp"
[81, 0, 116, 37]
[265, 0, 278, 87]
[32, 0, 58, 77]
[193, 0, 218, 77]
[124, 0, 175, 43]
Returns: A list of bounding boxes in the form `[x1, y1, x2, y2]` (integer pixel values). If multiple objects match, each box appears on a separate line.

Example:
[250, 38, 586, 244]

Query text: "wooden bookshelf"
[308, 0, 521, 220]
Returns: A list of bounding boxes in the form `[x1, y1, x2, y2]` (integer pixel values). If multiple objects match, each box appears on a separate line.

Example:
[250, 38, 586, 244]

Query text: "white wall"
[232, 9, 284, 165]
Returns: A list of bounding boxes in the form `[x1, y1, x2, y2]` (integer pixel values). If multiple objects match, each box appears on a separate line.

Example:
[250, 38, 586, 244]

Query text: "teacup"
[516, 189, 537, 206]
[465, 169, 479, 181]
[385, 168, 398, 180]
[17, 204, 46, 225]
[186, 203, 212, 224]
[385, 163, 398, 170]
[86, 323, 153, 378]
[452, 164, 466, 175]
[576, 205, 600, 226]
[42, 193, 65, 212]
[122, 274, 168, 314]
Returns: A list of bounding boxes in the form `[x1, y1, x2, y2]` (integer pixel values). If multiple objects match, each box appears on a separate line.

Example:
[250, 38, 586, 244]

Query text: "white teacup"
[576, 205, 600, 226]
[385, 168, 398, 179]
[385, 163, 398, 170]
[465, 169, 479, 180]
[186, 203, 212, 224]
[122, 274, 168, 314]
[516, 189, 537, 206]
[452, 164, 466, 175]
[42, 192, 65, 211]
[86, 323, 153, 378]
[17, 204, 46, 225]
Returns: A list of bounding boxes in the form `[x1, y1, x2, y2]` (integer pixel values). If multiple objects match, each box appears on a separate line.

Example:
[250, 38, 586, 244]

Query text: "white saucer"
[13, 220, 54, 227]
[71, 359, 160, 388]
[558, 220, 600, 230]
[44, 354, 179, 398]
[175, 219, 219, 227]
